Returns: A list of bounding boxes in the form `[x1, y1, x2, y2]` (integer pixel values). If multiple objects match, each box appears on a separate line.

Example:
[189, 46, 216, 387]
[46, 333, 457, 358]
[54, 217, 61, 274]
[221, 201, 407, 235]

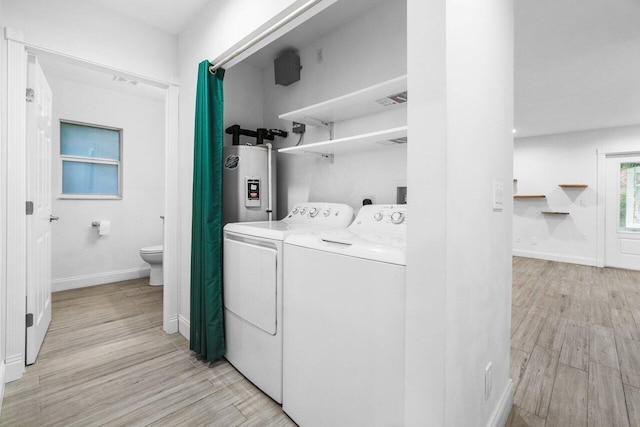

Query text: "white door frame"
[3, 27, 180, 382]
[595, 148, 640, 268]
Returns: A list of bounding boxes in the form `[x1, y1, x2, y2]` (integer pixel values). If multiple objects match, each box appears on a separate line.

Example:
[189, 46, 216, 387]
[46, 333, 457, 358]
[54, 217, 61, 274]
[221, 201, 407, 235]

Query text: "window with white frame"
[620, 162, 640, 231]
[60, 121, 122, 198]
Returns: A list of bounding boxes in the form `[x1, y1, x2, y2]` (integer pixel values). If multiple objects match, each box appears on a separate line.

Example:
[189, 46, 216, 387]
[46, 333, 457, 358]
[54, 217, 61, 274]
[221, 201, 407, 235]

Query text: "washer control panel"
[285, 203, 354, 226]
[351, 204, 408, 229]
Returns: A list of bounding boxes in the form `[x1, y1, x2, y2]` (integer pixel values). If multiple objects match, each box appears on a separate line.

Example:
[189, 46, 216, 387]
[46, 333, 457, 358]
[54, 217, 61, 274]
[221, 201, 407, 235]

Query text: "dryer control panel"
[284, 203, 354, 227]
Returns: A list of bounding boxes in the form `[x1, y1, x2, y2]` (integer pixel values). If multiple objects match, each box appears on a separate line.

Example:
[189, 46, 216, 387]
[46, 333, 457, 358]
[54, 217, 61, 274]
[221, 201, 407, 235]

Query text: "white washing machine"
[282, 204, 407, 427]
[223, 202, 354, 404]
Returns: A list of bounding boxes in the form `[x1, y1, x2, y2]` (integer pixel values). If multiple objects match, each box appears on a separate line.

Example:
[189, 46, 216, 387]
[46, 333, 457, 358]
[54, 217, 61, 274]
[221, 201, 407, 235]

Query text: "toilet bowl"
[140, 245, 163, 286]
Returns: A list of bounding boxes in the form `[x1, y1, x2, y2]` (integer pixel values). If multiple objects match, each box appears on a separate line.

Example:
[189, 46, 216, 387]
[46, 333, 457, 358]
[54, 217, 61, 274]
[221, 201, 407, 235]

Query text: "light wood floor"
[507, 257, 640, 427]
[4, 260, 639, 426]
[0, 278, 295, 426]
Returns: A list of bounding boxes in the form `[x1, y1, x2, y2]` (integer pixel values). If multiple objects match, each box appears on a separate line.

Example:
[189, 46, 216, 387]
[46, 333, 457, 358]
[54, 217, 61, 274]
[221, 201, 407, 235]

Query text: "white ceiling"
[515, 0, 640, 138]
[88, 0, 211, 35]
[44, 0, 640, 139]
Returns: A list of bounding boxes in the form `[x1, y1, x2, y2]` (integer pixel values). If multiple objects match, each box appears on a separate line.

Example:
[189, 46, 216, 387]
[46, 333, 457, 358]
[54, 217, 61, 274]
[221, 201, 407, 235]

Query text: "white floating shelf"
[278, 126, 407, 156]
[279, 75, 407, 126]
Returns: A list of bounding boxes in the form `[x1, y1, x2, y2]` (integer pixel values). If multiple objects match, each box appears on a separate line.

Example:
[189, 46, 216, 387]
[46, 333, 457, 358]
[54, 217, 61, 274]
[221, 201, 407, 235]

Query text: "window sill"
[58, 194, 122, 200]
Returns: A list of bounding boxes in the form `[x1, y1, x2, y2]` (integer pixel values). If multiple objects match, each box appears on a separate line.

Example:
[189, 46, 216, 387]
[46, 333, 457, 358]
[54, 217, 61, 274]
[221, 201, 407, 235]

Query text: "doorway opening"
[4, 30, 180, 381]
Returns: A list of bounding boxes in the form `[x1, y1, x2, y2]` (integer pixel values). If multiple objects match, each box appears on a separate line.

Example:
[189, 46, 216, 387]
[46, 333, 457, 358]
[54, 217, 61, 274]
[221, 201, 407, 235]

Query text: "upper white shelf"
[278, 126, 407, 156]
[279, 75, 407, 126]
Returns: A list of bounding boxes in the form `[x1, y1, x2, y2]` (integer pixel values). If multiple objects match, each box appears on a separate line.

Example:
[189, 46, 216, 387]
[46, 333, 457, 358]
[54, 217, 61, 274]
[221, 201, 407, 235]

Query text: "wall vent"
[375, 91, 408, 106]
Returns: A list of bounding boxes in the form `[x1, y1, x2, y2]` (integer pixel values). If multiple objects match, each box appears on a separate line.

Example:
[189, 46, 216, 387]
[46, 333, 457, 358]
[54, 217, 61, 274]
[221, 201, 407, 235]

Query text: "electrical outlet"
[363, 195, 376, 205]
[485, 362, 493, 400]
[292, 122, 306, 134]
[516, 236, 522, 243]
[531, 237, 538, 245]
[316, 47, 324, 63]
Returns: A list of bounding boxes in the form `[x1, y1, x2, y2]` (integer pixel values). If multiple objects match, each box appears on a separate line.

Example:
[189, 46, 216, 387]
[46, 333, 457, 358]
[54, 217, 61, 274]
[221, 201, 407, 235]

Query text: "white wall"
[47, 76, 165, 290]
[406, 1, 513, 425]
[224, 61, 265, 146]
[261, 0, 407, 215]
[2, 0, 177, 82]
[513, 124, 640, 265]
[0, 0, 7, 406]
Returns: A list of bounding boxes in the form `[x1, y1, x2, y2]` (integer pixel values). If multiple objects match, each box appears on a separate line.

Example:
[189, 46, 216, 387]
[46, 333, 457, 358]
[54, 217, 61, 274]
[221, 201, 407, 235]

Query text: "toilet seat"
[140, 245, 163, 254]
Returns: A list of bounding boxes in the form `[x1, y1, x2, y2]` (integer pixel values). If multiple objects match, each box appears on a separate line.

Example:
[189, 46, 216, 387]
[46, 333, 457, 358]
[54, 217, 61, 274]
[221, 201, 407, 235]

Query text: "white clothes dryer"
[282, 204, 407, 426]
[223, 203, 354, 404]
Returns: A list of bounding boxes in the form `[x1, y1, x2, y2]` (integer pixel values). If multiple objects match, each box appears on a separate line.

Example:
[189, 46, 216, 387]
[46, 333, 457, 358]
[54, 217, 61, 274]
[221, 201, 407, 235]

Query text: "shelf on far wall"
[514, 194, 546, 199]
[541, 211, 570, 215]
[559, 184, 588, 188]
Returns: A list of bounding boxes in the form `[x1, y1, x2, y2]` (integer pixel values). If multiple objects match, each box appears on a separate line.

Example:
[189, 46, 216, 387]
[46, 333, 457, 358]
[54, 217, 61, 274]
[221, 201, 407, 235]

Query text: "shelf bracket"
[299, 116, 336, 140]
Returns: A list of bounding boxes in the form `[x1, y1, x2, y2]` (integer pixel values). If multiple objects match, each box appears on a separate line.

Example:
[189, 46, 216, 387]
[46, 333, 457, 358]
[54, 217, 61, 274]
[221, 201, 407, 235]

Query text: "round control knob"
[323, 209, 331, 217]
[374, 212, 384, 221]
[309, 207, 319, 217]
[292, 208, 299, 214]
[299, 208, 307, 215]
[391, 211, 405, 224]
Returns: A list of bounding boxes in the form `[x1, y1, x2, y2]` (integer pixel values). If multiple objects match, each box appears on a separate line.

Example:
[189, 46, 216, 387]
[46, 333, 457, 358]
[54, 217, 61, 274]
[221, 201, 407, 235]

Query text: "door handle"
[49, 215, 59, 222]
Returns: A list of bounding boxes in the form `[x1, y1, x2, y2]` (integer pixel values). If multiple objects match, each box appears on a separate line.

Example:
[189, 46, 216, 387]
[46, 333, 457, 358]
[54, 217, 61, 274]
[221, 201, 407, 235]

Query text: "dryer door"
[223, 236, 277, 335]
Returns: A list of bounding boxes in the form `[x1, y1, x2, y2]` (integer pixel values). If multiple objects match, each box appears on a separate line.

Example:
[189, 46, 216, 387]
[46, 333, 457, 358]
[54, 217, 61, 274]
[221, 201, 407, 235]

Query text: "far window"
[619, 162, 640, 231]
[60, 121, 122, 198]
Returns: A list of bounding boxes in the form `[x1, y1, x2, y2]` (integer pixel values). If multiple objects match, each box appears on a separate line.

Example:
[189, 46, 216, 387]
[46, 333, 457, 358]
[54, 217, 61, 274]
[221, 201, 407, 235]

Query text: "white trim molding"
[166, 315, 179, 335]
[5, 27, 28, 383]
[596, 149, 606, 267]
[595, 148, 640, 268]
[486, 380, 514, 427]
[178, 315, 190, 341]
[52, 267, 151, 292]
[163, 80, 180, 335]
[513, 249, 597, 267]
[0, 361, 6, 414]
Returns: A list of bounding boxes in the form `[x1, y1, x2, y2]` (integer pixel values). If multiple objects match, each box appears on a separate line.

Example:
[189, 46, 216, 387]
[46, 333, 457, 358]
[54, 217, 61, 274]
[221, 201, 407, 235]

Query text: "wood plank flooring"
[3, 259, 639, 426]
[0, 279, 295, 426]
[508, 257, 640, 427]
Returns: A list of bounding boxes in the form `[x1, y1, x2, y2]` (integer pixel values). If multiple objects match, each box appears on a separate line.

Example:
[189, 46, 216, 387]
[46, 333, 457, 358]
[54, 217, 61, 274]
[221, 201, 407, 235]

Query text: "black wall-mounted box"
[274, 51, 301, 86]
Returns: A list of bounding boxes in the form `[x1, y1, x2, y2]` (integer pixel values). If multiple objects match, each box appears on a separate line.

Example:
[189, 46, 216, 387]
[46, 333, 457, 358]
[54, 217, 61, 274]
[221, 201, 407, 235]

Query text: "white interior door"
[26, 55, 53, 365]
[605, 154, 640, 270]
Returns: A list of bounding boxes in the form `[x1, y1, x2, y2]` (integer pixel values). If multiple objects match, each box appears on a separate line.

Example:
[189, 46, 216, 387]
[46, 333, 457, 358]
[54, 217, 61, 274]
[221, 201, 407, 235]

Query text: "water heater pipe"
[266, 143, 273, 222]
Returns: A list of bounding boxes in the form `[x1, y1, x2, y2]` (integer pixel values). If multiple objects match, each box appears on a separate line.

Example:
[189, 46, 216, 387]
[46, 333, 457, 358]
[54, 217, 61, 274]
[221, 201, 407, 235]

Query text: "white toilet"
[140, 245, 163, 286]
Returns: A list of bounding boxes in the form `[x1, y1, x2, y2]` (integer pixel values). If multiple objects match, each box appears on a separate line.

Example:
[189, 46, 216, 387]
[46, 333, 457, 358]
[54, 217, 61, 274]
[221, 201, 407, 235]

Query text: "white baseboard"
[164, 314, 179, 334]
[0, 361, 5, 415]
[513, 250, 597, 267]
[52, 267, 151, 292]
[4, 354, 24, 383]
[178, 315, 190, 341]
[486, 379, 513, 427]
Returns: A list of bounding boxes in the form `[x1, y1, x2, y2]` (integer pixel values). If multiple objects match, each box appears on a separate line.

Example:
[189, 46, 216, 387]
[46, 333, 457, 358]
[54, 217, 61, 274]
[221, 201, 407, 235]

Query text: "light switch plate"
[493, 181, 504, 211]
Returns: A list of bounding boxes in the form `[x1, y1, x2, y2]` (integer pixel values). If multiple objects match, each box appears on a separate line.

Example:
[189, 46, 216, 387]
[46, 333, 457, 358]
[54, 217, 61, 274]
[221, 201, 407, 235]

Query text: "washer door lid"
[223, 238, 277, 335]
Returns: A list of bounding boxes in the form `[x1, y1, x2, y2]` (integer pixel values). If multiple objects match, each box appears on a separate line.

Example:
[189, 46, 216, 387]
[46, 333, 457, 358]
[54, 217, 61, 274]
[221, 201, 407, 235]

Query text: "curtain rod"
[209, 0, 324, 74]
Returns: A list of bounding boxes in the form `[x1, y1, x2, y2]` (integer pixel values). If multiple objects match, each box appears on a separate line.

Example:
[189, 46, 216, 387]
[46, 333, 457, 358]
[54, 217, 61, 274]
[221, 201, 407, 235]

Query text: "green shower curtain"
[190, 60, 225, 361]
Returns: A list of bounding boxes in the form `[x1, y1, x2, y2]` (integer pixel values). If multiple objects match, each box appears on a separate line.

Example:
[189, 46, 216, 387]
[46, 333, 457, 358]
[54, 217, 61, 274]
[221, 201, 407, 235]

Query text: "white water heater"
[222, 145, 276, 225]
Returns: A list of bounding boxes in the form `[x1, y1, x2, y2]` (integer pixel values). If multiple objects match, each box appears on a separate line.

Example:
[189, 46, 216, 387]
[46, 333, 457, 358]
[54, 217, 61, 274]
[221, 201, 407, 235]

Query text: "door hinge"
[26, 201, 34, 215]
[26, 313, 34, 328]
[26, 88, 34, 103]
